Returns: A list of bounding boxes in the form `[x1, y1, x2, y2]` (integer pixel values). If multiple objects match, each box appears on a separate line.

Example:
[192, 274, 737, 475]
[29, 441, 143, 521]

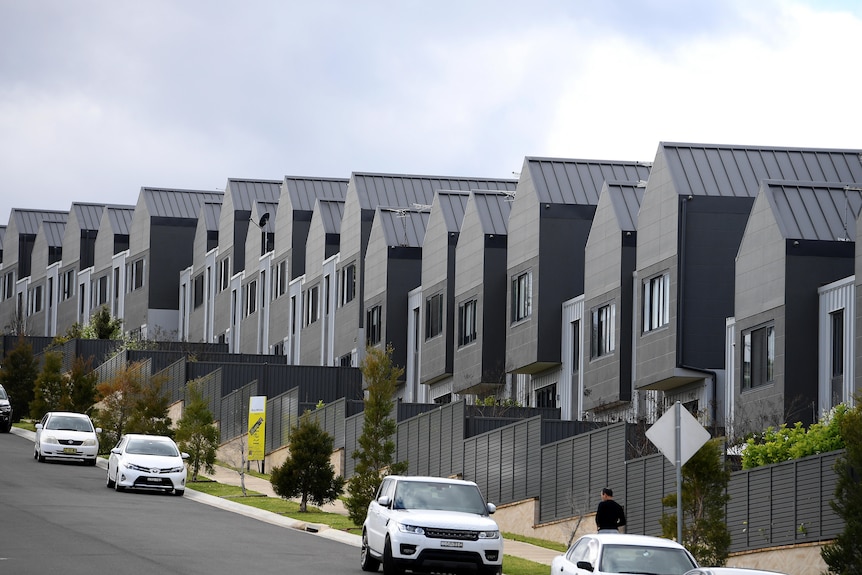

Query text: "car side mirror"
[35, 423, 43, 430]
[377, 495, 392, 508]
[181, 452, 190, 460]
[486, 503, 496, 514]
[111, 448, 121, 455]
[576, 561, 594, 572]
[95, 428, 102, 434]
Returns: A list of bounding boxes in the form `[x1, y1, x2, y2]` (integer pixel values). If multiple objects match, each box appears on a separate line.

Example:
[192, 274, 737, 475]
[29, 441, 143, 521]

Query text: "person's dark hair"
[602, 488, 613, 497]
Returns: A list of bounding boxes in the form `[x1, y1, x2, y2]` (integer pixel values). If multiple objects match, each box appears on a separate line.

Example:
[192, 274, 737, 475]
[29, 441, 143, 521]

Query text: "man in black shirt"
[596, 487, 626, 532]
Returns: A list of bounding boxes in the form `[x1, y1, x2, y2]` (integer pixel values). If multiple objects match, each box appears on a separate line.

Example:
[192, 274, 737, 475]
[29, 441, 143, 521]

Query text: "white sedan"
[34, 411, 101, 465]
[106, 434, 188, 496]
[551, 533, 698, 574]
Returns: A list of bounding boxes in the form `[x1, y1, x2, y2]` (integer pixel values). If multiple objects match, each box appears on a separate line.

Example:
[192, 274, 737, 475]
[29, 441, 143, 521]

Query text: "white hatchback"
[361, 475, 503, 575]
[34, 411, 101, 465]
[551, 533, 698, 575]
[106, 434, 188, 496]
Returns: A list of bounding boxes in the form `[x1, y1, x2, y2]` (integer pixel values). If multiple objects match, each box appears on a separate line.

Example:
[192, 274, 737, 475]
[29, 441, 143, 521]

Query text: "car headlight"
[166, 466, 185, 473]
[0, 405, 10, 413]
[478, 530, 500, 539]
[82, 439, 97, 447]
[43, 435, 60, 444]
[126, 463, 152, 472]
[396, 522, 425, 535]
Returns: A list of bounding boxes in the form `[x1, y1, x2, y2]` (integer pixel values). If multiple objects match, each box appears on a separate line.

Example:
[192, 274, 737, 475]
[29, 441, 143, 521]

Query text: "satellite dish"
[258, 212, 270, 228]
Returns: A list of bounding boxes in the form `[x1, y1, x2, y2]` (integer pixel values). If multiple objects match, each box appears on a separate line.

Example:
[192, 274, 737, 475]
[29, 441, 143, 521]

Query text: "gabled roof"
[351, 173, 517, 211]
[140, 188, 224, 219]
[226, 178, 282, 211]
[606, 181, 646, 232]
[40, 220, 67, 247]
[433, 190, 470, 233]
[70, 202, 108, 231]
[11, 208, 69, 235]
[316, 199, 345, 235]
[472, 190, 513, 235]
[283, 177, 349, 211]
[104, 206, 135, 235]
[201, 202, 222, 232]
[661, 142, 862, 198]
[376, 208, 429, 248]
[523, 157, 651, 205]
[762, 180, 862, 242]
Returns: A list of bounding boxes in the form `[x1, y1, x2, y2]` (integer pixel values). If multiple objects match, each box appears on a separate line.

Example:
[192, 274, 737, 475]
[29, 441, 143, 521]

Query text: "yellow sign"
[248, 396, 267, 461]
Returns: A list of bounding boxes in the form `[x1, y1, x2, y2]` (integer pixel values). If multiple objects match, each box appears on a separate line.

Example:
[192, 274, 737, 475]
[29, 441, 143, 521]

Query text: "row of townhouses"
[3, 141, 862, 438]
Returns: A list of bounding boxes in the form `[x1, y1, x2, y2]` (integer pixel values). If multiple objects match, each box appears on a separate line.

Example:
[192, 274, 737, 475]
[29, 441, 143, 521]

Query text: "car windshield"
[46, 415, 92, 432]
[393, 481, 488, 514]
[598, 543, 696, 575]
[126, 438, 179, 457]
[0, 387, 7, 400]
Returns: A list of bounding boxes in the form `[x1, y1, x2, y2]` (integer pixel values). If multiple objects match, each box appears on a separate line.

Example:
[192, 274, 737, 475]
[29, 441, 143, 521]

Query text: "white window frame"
[643, 272, 670, 332]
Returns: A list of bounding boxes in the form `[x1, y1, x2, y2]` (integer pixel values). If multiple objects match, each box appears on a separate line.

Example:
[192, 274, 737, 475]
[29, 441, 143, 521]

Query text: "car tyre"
[479, 566, 502, 575]
[360, 530, 381, 572]
[114, 478, 124, 492]
[106, 470, 115, 488]
[36, 448, 46, 463]
[382, 538, 404, 575]
[85, 458, 97, 466]
[173, 489, 185, 497]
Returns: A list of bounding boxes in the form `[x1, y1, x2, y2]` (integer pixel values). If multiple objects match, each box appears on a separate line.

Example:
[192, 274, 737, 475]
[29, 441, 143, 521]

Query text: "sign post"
[645, 401, 710, 544]
[247, 396, 267, 470]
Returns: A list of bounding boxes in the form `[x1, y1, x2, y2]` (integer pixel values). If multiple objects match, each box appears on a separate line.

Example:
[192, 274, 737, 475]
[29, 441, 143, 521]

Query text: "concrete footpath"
[12, 427, 559, 566]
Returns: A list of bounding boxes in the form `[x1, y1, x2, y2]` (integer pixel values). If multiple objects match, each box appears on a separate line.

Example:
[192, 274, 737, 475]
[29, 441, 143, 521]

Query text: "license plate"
[63, 447, 77, 454]
[146, 477, 161, 482]
[440, 541, 463, 548]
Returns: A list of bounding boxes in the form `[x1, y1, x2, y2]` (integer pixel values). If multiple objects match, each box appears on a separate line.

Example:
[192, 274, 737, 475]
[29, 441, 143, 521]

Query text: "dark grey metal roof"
[141, 188, 224, 219]
[283, 176, 350, 212]
[351, 173, 517, 211]
[472, 190, 513, 235]
[225, 178, 282, 211]
[70, 203, 107, 231]
[433, 190, 470, 233]
[316, 199, 345, 234]
[376, 208, 429, 248]
[40, 220, 66, 247]
[523, 157, 651, 205]
[661, 142, 862, 198]
[105, 206, 135, 235]
[761, 180, 862, 242]
[201, 202, 222, 232]
[11, 208, 69, 235]
[606, 181, 646, 232]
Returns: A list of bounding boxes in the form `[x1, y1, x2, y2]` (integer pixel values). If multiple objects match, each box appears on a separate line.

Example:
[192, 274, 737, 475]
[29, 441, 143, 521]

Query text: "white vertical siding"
[560, 295, 584, 420]
[818, 276, 855, 410]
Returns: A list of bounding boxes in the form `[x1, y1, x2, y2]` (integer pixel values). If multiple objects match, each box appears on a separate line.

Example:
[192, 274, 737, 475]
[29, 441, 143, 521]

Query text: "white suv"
[361, 475, 503, 575]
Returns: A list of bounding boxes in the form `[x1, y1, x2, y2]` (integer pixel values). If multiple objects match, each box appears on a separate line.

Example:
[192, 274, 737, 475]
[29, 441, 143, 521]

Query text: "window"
[28, 285, 43, 315]
[62, 269, 75, 301]
[591, 302, 616, 358]
[830, 310, 844, 405]
[742, 324, 775, 389]
[643, 272, 670, 332]
[303, 284, 319, 326]
[193, 273, 205, 308]
[273, 260, 287, 299]
[2, 271, 14, 301]
[219, 257, 230, 291]
[339, 353, 352, 367]
[511, 271, 532, 322]
[366, 304, 382, 345]
[535, 384, 556, 408]
[96, 276, 108, 306]
[245, 280, 257, 316]
[425, 293, 443, 340]
[290, 295, 297, 335]
[323, 275, 331, 316]
[571, 320, 580, 374]
[339, 263, 356, 306]
[113, 268, 120, 299]
[458, 299, 477, 346]
[128, 258, 144, 291]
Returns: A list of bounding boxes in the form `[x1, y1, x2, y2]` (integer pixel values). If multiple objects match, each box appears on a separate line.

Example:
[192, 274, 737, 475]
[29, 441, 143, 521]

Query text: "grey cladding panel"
[771, 466, 796, 545]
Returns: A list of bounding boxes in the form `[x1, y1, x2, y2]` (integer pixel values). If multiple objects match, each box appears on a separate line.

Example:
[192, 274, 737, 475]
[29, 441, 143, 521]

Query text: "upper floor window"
[127, 258, 144, 292]
[193, 273, 205, 309]
[742, 324, 774, 390]
[2, 271, 15, 301]
[245, 280, 257, 317]
[458, 299, 477, 347]
[591, 302, 615, 359]
[339, 263, 356, 307]
[273, 260, 287, 300]
[511, 271, 532, 323]
[366, 304, 382, 346]
[28, 285, 43, 315]
[219, 257, 230, 292]
[425, 293, 443, 340]
[303, 284, 319, 326]
[571, 320, 581, 374]
[62, 269, 75, 301]
[643, 272, 670, 332]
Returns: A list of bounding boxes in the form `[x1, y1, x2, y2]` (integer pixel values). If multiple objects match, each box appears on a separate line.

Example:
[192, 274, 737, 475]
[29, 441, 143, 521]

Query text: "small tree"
[68, 355, 98, 414]
[125, 373, 173, 437]
[90, 305, 123, 339]
[344, 345, 408, 525]
[271, 414, 345, 512]
[93, 361, 146, 451]
[30, 351, 68, 419]
[660, 438, 731, 566]
[175, 380, 219, 481]
[821, 397, 862, 574]
[0, 336, 39, 421]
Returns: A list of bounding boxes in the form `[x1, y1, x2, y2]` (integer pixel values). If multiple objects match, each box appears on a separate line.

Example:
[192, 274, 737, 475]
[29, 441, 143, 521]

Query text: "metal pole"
[675, 401, 683, 543]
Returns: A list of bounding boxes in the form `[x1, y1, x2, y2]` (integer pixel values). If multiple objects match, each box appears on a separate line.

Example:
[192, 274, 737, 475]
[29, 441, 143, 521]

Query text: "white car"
[550, 532, 698, 574]
[34, 411, 101, 465]
[106, 434, 188, 496]
[361, 475, 503, 575]
[685, 569, 789, 575]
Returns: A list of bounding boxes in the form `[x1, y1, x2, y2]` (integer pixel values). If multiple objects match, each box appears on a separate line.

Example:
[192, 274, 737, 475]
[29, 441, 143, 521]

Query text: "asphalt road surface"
[0, 431, 359, 575]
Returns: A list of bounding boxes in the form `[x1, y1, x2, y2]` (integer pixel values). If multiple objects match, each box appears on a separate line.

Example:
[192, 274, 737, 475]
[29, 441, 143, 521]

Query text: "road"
[0, 431, 359, 575]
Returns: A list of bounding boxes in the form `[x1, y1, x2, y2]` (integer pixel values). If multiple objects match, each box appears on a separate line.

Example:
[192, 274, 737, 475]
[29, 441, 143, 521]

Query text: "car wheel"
[85, 458, 97, 466]
[382, 538, 404, 575]
[478, 566, 502, 575]
[106, 470, 115, 488]
[173, 489, 185, 497]
[36, 448, 45, 463]
[114, 477, 124, 492]
[360, 530, 380, 572]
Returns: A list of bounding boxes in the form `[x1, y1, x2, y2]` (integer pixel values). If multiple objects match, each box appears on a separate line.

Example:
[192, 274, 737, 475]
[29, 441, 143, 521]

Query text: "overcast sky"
[1, 0, 861, 226]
